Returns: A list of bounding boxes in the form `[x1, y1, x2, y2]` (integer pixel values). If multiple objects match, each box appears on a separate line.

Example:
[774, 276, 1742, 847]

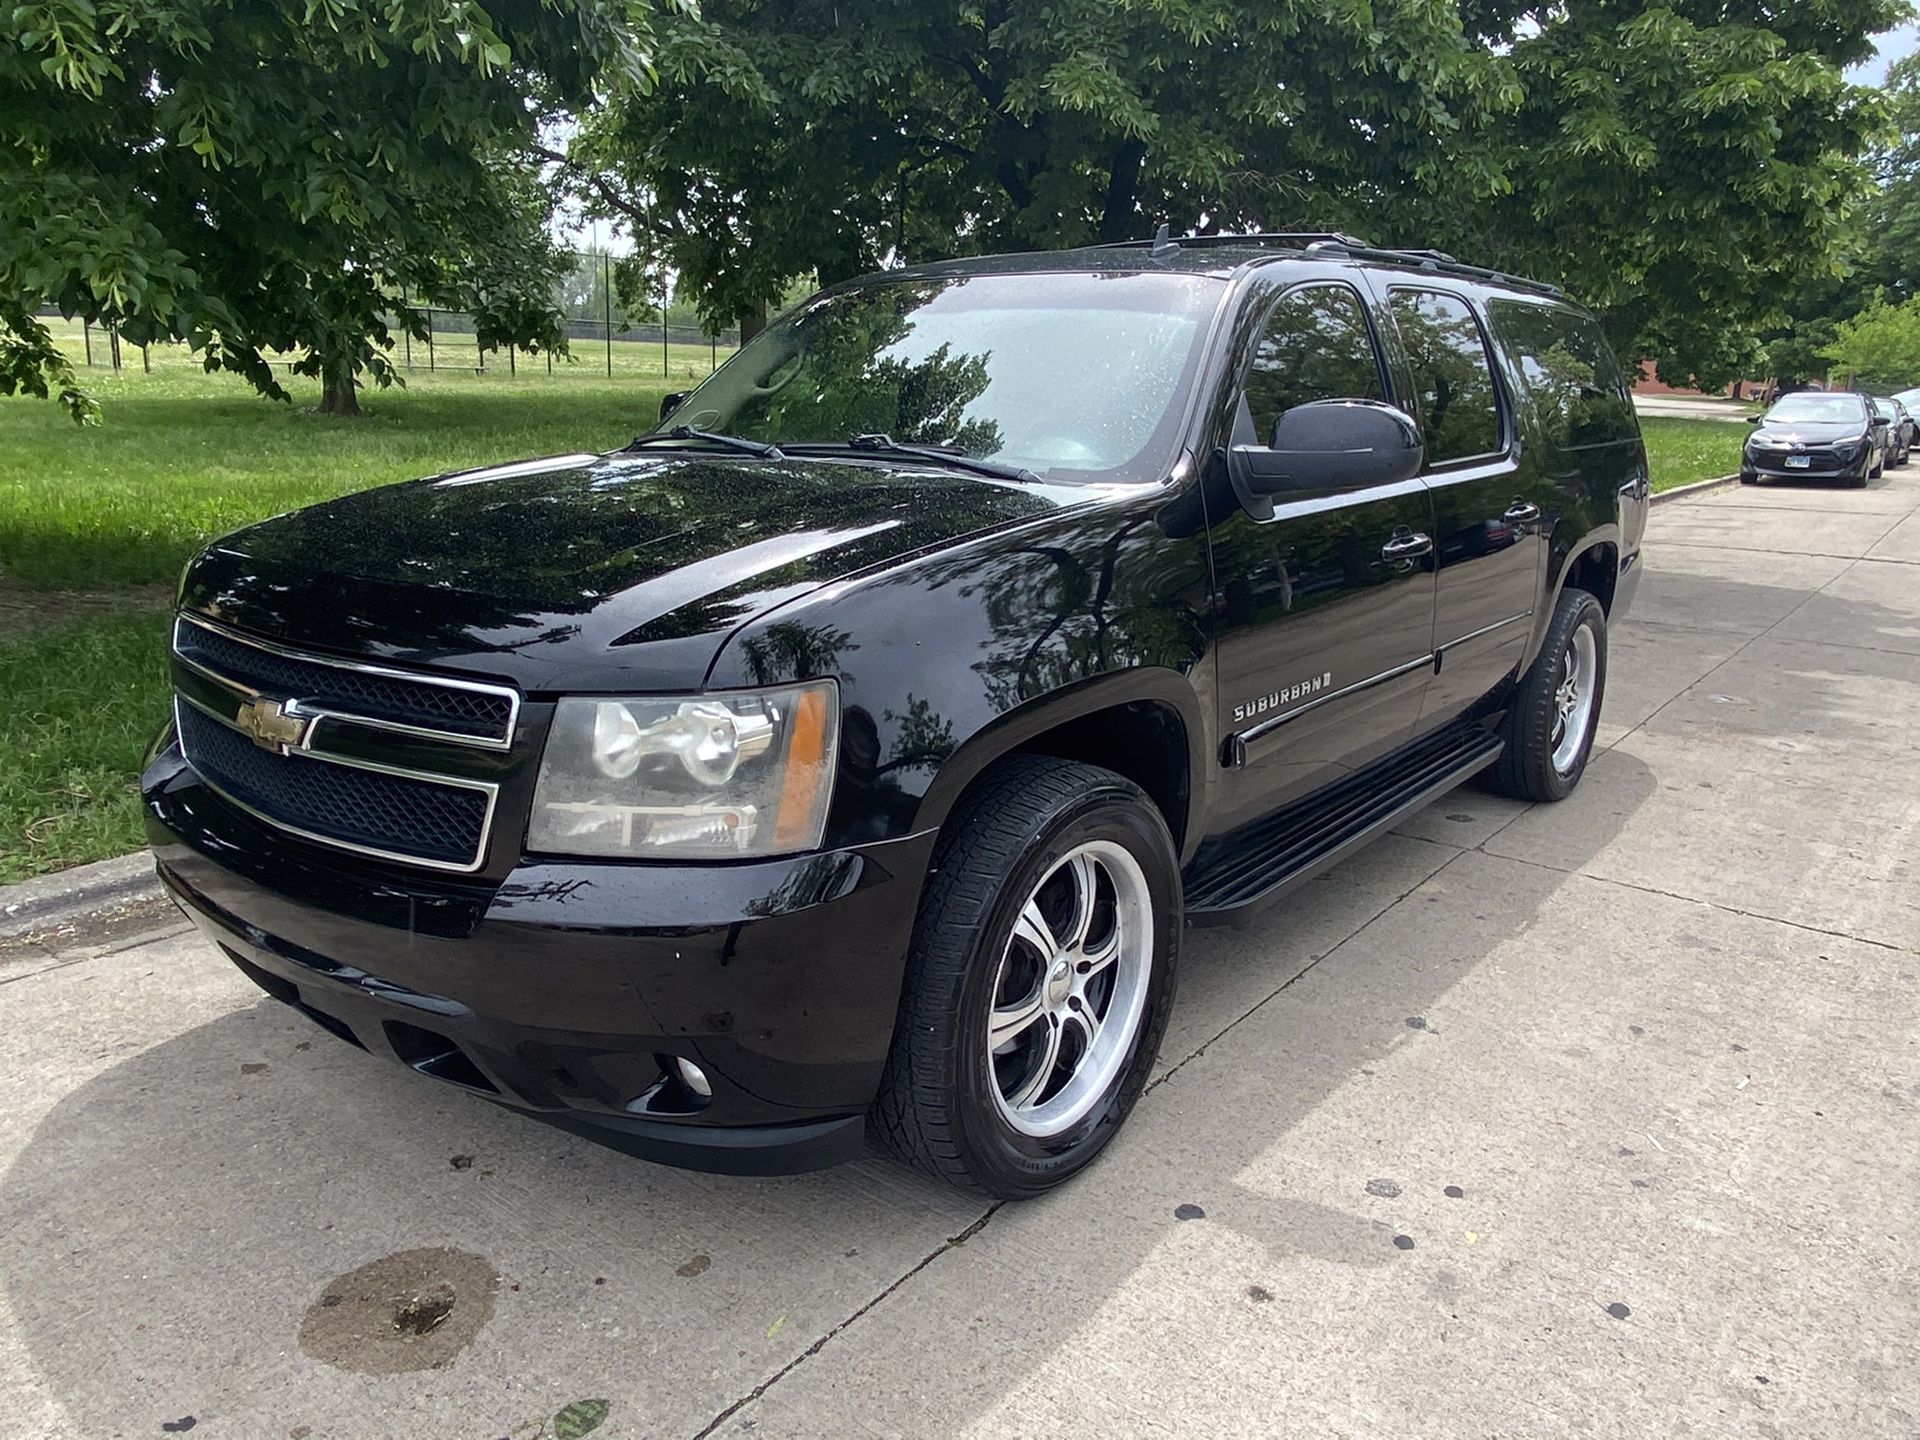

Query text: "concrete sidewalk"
[4, 472, 1918, 1439]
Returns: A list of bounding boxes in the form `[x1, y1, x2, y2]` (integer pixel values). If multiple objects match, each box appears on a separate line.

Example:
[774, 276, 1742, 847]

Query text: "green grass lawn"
[1640, 415, 1745, 492]
[0, 361, 1746, 882]
[1, 363, 681, 879]
[2, 360, 687, 590]
[0, 609, 171, 883]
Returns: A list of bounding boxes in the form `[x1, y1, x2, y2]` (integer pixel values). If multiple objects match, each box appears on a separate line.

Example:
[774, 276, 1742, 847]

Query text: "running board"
[1182, 723, 1504, 923]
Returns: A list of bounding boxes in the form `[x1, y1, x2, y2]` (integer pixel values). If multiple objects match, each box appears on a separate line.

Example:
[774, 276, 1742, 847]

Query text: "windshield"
[1765, 393, 1867, 424]
[660, 271, 1225, 484]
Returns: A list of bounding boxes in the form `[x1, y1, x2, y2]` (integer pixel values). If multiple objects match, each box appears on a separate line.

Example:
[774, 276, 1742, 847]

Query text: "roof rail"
[1094, 231, 1374, 253]
[1304, 239, 1564, 298]
[1094, 228, 1565, 297]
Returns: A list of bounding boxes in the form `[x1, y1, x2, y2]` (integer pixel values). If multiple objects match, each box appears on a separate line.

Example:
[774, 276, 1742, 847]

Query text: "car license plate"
[1785, 455, 1811, 468]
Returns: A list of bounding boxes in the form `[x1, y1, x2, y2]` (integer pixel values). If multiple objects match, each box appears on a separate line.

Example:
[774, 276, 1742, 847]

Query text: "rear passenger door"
[1370, 283, 1546, 728]
[1206, 281, 1438, 832]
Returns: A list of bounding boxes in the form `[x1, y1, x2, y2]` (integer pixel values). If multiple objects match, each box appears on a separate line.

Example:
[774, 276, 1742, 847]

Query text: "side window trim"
[1232, 279, 1394, 446]
[1385, 285, 1514, 471]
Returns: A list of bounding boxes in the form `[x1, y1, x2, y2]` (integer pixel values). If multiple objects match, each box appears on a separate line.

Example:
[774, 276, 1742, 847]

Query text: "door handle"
[1379, 532, 1434, 562]
[1503, 501, 1541, 524]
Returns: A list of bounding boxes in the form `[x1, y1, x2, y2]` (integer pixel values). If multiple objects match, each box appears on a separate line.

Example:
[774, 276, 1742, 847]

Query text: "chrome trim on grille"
[173, 613, 521, 750]
[173, 694, 500, 875]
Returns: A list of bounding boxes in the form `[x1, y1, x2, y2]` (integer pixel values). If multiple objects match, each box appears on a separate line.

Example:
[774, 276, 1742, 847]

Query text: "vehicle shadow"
[0, 761, 1667, 1437]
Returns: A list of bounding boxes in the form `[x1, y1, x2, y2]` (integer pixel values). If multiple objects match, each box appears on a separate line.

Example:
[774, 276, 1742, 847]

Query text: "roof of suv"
[883, 232, 1565, 298]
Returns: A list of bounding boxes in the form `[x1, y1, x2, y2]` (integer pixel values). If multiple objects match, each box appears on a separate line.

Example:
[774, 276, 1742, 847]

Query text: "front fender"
[705, 487, 1216, 854]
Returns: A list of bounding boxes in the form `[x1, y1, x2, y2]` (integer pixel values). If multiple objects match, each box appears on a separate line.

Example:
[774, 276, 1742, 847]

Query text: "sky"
[1852, 21, 1918, 85]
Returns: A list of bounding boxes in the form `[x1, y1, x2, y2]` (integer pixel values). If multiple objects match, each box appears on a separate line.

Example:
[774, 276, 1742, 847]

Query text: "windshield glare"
[1766, 393, 1867, 424]
[662, 272, 1224, 483]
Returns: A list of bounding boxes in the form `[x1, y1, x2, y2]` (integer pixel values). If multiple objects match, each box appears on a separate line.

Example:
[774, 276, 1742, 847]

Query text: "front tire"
[1486, 587, 1608, 803]
[871, 756, 1180, 1197]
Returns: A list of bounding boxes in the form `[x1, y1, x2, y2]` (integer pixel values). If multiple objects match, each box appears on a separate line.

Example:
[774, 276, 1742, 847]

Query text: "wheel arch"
[1528, 523, 1621, 661]
[913, 669, 1207, 863]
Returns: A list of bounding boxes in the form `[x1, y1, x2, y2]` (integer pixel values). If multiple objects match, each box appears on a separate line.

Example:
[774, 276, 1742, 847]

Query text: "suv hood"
[180, 451, 1077, 692]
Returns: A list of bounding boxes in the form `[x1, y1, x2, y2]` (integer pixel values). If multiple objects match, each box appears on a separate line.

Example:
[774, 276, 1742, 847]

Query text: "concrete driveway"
[4, 473, 1919, 1440]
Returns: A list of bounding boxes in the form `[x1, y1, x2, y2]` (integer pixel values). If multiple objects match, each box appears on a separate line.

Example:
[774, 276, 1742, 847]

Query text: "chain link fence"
[34, 253, 741, 385]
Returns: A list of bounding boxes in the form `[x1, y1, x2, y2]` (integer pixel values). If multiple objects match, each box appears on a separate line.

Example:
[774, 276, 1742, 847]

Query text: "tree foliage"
[1754, 43, 1920, 389]
[559, 0, 1906, 382]
[561, 0, 1518, 332]
[1427, 0, 1904, 389]
[3, 0, 667, 419]
[1823, 295, 1920, 389]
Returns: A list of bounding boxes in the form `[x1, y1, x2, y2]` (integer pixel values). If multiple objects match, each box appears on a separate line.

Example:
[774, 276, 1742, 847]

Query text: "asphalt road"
[4, 472, 1918, 1439]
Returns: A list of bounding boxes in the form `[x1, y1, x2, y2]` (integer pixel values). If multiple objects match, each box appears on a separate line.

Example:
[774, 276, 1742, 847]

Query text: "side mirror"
[1748, 415, 1764, 426]
[659, 391, 689, 424]
[1228, 400, 1424, 516]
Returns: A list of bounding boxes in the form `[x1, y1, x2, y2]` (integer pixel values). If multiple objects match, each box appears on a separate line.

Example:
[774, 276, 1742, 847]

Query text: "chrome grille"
[176, 702, 494, 869]
[169, 614, 515, 873]
[173, 615, 518, 748]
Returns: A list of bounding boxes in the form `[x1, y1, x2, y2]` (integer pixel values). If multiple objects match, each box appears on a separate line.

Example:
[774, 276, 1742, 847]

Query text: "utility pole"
[604, 251, 613, 378]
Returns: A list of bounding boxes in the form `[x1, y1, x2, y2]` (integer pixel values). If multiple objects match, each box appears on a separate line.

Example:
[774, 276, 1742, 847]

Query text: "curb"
[0, 851, 164, 944]
[1650, 473, 1739, 506]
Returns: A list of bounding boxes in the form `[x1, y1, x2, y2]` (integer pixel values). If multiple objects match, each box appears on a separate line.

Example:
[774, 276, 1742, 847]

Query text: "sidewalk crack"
[689, 1206, 1001, 1438]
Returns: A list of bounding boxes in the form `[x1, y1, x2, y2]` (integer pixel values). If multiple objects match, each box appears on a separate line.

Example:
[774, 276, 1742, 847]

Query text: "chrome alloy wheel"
[1551, 623, 1598, 774]
[986, 840, 1153, 1138]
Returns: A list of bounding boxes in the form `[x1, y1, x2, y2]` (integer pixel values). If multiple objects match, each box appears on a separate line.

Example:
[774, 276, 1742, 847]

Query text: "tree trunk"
[740, 298, 770, 345]
[1096, 139, 1149, 244]
[318, 355, 361, 416]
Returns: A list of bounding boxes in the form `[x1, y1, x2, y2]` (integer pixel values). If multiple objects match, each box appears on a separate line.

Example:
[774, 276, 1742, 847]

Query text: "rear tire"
[1485, 587, 1607, 803]
[871, 756, 1180, 1197]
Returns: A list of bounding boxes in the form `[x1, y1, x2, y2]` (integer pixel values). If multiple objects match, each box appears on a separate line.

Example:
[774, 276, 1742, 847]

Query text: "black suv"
[144, 235, 1647, 1197]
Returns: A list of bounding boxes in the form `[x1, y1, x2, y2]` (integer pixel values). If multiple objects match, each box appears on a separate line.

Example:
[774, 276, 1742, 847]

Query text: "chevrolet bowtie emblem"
[234, 696, 309, 753]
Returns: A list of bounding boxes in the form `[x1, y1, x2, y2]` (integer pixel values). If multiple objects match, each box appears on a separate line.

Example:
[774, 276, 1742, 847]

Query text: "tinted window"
[1242, 285, 1384, 443]
[1489, 300, 1637, 449]
[1388, 289, 1503, 463]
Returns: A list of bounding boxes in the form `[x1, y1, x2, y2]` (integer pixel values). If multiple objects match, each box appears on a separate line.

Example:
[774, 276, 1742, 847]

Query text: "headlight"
[527, 681, 838, 859]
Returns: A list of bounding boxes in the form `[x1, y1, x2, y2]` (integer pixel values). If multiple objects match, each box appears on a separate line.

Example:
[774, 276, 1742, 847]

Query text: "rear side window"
[1241, 284, 1385, 444]
[1386, 289, 1504, 464]
[1489, 300, 1637, 450]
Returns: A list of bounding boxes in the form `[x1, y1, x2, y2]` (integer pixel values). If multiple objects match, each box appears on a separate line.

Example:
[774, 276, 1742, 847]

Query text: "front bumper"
[1741, 450, 1870, 482]
[143, 747, 935, 1174]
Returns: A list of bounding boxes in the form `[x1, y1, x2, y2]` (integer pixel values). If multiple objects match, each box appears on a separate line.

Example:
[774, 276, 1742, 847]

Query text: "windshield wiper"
[787, 433, 1041, 484]
[626, 425, 785, 461]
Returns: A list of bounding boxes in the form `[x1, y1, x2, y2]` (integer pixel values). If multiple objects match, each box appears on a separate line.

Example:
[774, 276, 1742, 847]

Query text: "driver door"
[1206, 281, 1438, 833]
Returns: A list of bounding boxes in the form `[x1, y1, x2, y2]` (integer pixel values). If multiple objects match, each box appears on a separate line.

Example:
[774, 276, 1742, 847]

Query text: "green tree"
[552, 0, 1517, 335]
[1410, 1, 1904, 389]
[3, 0, 665, 420]
[1822, 296, 1920, 389]
[1866, 52, 1920, 300]
[550, 0, 1905, 381]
